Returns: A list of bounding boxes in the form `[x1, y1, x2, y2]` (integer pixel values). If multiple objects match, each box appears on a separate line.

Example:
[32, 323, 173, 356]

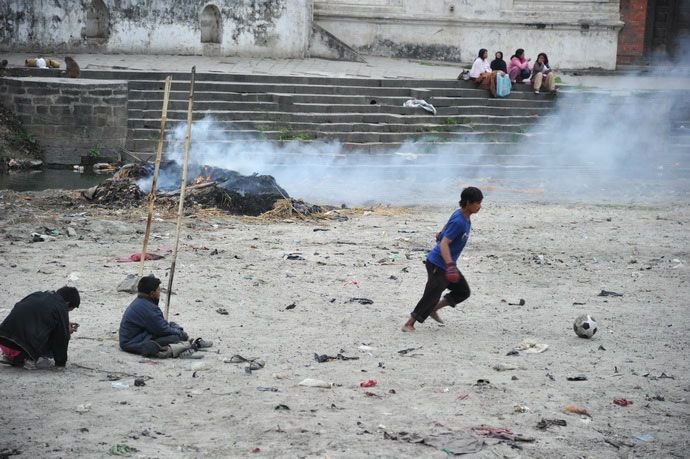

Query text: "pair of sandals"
[226, 354, 265, 372]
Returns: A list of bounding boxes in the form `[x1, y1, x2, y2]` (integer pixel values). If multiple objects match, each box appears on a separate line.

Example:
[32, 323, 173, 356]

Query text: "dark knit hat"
[137, 275, 161, 294]
[57, 286, 80, 308]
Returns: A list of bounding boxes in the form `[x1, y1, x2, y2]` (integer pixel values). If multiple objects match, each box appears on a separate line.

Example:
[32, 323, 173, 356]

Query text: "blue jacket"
[119, 295, 184, 354]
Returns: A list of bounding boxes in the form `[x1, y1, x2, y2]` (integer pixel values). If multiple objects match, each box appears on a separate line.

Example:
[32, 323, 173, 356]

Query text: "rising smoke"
[151, 47, 689, 206]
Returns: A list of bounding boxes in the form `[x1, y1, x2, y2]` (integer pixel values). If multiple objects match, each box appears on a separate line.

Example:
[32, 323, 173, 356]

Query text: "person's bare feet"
[430, 311, 444, 324]
[401, 324, 415, 332]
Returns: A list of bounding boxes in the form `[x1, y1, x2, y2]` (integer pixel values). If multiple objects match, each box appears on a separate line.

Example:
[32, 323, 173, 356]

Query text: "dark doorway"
[85, 0, 109, 39]
[647, 0, 690, 59]
[200, 5, 222, 44]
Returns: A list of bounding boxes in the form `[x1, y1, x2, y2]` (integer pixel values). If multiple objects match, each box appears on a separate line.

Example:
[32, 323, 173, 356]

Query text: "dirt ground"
[0, 189, 688, 458]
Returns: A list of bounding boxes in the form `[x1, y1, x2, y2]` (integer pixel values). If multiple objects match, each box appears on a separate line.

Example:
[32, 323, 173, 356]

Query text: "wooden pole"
[139, 76, 172, 277]
[164, 67, 196, 320]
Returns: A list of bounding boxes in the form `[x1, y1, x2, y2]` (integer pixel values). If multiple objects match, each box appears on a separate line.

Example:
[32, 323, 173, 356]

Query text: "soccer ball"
[573, 314, 598, 338]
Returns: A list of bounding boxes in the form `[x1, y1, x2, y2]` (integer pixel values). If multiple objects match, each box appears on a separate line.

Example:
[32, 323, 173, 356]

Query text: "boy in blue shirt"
[402, 186, 483, 332]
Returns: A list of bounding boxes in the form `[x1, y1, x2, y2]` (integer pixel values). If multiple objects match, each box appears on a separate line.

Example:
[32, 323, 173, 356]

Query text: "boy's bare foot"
[430, 311, 444, 324]
[401, 324, 415, 332]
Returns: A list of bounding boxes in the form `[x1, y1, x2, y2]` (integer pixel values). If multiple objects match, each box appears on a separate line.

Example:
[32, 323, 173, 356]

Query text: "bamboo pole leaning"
[164, 67, 196, 320]
[139, 75, 172, 277]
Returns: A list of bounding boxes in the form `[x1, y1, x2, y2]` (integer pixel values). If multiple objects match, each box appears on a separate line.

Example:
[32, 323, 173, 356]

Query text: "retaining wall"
[0, 77, 128, 165]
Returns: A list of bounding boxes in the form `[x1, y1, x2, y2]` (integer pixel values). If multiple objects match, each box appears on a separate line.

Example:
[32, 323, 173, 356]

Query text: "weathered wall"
[314, 0, 623, 69]
[0, 0, 310, 58]
[617, 0, 649, 64]
[0, 78, 128, 165]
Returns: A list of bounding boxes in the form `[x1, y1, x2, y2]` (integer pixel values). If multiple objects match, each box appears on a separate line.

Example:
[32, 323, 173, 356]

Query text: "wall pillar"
[617, 0, 650, 65]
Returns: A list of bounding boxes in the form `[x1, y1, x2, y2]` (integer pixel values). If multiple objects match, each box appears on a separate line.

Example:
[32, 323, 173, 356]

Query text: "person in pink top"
[507, 48, 532, 83]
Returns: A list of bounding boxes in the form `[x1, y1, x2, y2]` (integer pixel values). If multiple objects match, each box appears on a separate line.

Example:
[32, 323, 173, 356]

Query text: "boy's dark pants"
[411, 261, 471, 323]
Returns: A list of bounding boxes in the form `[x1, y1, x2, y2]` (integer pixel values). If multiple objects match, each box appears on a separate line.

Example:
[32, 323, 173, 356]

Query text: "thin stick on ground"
[139, 75, 172, 276]
[164, 66, 196, 320]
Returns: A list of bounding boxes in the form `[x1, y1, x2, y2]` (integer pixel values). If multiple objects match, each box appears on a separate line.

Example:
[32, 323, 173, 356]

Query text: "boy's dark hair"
[478, 48, 488, 58]
[460, 186, 483, 207]
[138, 275, 161, 294]
[57, 286, 80, 308]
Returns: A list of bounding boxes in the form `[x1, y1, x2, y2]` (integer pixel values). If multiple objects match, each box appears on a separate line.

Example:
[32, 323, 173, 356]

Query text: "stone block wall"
[0, 77, 128, 165]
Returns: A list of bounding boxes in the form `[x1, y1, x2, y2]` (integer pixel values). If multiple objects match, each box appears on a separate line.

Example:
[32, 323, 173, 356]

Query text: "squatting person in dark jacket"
[119, 275, 212, 359]
[0, 286, 81, 367]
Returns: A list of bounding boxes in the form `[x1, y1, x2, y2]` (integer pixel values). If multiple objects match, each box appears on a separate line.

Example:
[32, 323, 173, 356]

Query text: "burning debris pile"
[82, 162, 309, 216]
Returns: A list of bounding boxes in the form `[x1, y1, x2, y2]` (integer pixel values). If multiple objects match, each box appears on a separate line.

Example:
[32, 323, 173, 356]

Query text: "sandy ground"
[0, 189, 689, 458]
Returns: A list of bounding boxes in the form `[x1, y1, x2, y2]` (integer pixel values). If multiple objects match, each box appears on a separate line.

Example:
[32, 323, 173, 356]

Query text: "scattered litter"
[134, 378, 146, 387]
[298, 378, 332, 388]
[31, 232, 56, 242]
[224, 354, 264, 373]
[613, 398, 633, 406]
[506, 350, 519, 356]
[598, 345, 606, 351]
[598, 290, 623, 297]
[514, 404, 530, 413]
[403, 99, 437, 115]
[471, 424, 535, 442]
[314, 352, 359, 363]
[644, 372, 675, 380]
[457, 394, 470, 400]
[635, 432, 654, 442]
[536, 419, 567, 430]
[111, 381, 130, 390]
[116, 274, 141, 294]
[68, 272, 80, 282]
[398, 346, 422, 355]
[563, 403, 591, 417]
[285, 303, 296, 310]
[75, 403, 91, 414]
[645, 394, 664, 401]
[566, 375, 588, 381]
[274, 404, 290, 410]
[115, 252, 166, 263]
[216, 308, 229, 315]
[474, 379, 491, 386]
[107, 444, 138, 457]
[257, 386, 279, 392]
[346, 297, 374, 305]
[514, 338, 549, 353]
[493, 363, 518, 371]
[508, 299, 526, 306]
[359, 379, 377, 388]
[284, 253, 305, 260]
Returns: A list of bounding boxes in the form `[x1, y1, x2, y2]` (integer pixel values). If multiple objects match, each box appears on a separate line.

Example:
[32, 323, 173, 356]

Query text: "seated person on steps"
[531, 52, 557, 94]
[119, 276, 212, 359]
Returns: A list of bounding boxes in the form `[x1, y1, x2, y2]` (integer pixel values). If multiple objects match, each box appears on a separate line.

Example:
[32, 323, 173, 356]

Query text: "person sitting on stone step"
[119, 275, 212, 359]
[507, 48, 532, 83]
[531, 52, 557, 94]
[469, 48, 492, 79]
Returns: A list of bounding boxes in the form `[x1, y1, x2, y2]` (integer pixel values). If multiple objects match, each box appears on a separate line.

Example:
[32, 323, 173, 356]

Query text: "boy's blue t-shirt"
[427, 209, 471, 269]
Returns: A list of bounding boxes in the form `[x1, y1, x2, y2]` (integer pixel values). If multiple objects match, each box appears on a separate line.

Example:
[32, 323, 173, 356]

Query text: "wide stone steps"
[8, 68, 554, 158]
[127, 91, 554, 108]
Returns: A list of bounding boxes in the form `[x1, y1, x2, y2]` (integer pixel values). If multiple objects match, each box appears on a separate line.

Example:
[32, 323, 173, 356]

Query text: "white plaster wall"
[0, 0, 310, 57]
[315, 0, 623, 69]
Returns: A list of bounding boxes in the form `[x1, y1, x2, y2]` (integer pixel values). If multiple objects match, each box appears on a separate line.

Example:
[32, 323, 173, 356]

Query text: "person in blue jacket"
[119, 275, 211, 359]
[402, 186, 483, 332]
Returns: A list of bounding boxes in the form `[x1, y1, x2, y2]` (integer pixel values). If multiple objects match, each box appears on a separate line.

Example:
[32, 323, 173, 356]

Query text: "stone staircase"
[99, 71, 556, 159]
